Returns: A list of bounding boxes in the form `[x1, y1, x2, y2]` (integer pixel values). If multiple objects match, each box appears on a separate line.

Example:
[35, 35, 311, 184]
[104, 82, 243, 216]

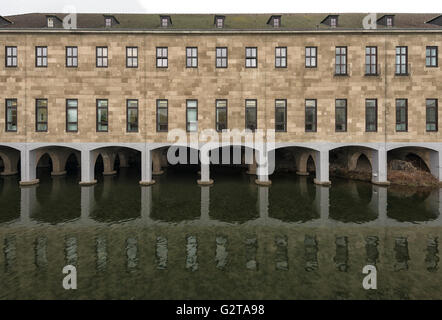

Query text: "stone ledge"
[197, 179, 214, 186]
[51, 171, 67, 176]
[152, 170, 164, 175]
[102, 170, 117, 176]
[19, 179, 39, 186]
[0, 171, 18, 176]
[79, 180, 97, 186]
[313, 179, 331, 186]
[296, 171, 309, 176]
[255, 179, 272, 186]
[139, 180, 156, 186]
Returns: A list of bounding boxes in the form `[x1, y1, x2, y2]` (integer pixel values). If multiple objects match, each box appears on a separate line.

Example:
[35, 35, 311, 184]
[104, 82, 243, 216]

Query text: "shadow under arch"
[387, 146, 437, 177]
[0, 176, 20, 223]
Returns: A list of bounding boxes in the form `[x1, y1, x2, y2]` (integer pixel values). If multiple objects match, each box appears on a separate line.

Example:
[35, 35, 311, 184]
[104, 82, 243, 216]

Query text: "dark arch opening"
[405, 153, 430, 172]
[94, 154, 104, 178]
[356, 154, 372, 172]
[65, 153, 79, 175]
[307, 155, 315, 173]
[36, 153, 53, 179]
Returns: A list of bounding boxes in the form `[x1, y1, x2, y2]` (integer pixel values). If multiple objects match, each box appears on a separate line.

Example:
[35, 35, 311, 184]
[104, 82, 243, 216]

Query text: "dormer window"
[320, 15, 338, 28]
[160, 16, 172, 28]
[105, 18, 112, 27]
[330, 17, 337, 27]
[161, 18, 168, 27]
[216, 17, 223, 28]
[273, 17, 280, 28]
[47, 17, 54, 28]
[386, 16, 393, 27]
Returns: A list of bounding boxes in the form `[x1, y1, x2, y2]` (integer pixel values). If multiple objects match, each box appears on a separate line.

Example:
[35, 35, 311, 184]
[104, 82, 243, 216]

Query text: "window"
[365, 46, 378, 75]
[36, 46, 47, 67]
[105, 18, 112, 27]
[365, 99, 378, 132]
[216, 18, 224, 28]
[66, 46, 78, 67]
[275, 100, 287, 132]
[273, 17, 280, 27]
[215, 100, 227, 132]
[426, 46, 438, 67]
[186, 47, 198, 68]
[216, 47, 228, 68]
[66, 99, 78, 132]
[335, 47, 347, 75]
[331, 17, 337, 27]
[156, 47, 168, 68]
[245, 100, 257, 131]
[96, 46, 108, 68]
[275, 47, 287, 68]
[126, 47, 138, 68]
[47, 17, 54, 28]
[386, 16, 393, 27]
[335, 99, 347, 132]
[305, 47, 317, 68]
[5, 99, 17, 132]
[245, 47, 257, 68]
[36, 99, 48, 132]
[395, 46, 408, 75]
[127, 99, 138, 132]
[305, 99, 317, 132]
[96, 99, 108, 132]
[5, 46, 17, 67]
[186, 100, 198, 132]
[396, 99, 408, 132]
[157, 100, 168, 132]
[161, 18, 168, 27]
[426, 99, 438, 132]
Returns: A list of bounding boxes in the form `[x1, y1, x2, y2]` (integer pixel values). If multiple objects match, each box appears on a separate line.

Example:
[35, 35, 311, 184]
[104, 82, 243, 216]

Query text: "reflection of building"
[0, 13, 441, 186]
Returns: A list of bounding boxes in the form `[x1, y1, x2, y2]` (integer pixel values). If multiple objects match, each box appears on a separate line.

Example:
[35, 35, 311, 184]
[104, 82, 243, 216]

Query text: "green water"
[0, 166, 441, 299]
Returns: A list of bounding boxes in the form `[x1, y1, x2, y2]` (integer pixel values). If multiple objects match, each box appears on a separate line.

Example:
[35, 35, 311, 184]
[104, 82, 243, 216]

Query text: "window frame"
[65, 99, 78, 132]
[126, 46, 138, 68]
[65, 46, 78, 68]
[426, 98, 438, 132]
[156, 99, 169, 132]
[156, 47, 168, 68]
[35, 46, 48, 68]
[245, 99, 258, 131]
[395, 46, 408, 75]
[365, 99, 378, 132]
[126, 99, 139, 133]
[365, 46, 378, 75]
[35, 98, 48, 132]
[186, 47, 198, 68]
[335, 99, 347, 132]
[96, 99, 109, 132]
[395, 99, 408, 132]
[335, 46, 347, 75]
[305, 46, 317, 68]
[426, 46, 438, 68]
[275, 47, 287, 68]
[96, 46, 108, 68]
[215, 99, 228, 132]
[275, 99, 287, 132]
[216, 47, 228, 68]
[245, 47, 257, 68]
[5, 46, 17, 68]
[5, 98, 17, 132]
[305, 99, 317, 132]
[186, 99, 198, 132]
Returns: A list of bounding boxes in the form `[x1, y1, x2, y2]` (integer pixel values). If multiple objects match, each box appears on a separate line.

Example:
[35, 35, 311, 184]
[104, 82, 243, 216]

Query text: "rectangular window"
[5, 46, 17, 67]
[157, 99, 168, 132]
[215, 100, 228, 132]
[395, 46, 408, 75]
[305, 47, 317, 68]
[127, 99, 138, 132]
[245, 99, 257, 131]
[275, 99, 287, 132]
[216, 47, 228, 68]
[275, 47, 287, 68]
[426, 99, 438, 132]
[126, 47, 138, 68]
[331, 17, 337, 27]
[156, 47, 168, 68]
[365, 99, 378, 132]
[36, 99, 48, 132]
[245, 47, 257, 68]
[216, 18, 224, 28]
[66, 46, 78, 68]
[186, 100, 198, 132]
[426, 46, 438, 67]
[335, 47, 347, 75]
[66, 99, 78, 132]
[5, 99, 17, 132]
[186, 47, 198, 68]
[396, 99, 408, 132]
[365, 46, 378, 75]
[305, 99, 317, 132]
[105, 18, 112, 27]
[36, 46, 48, 67]
[96, 99, 108, 132]
[96, 46, 108, 68]
[335, 99, 347, 132]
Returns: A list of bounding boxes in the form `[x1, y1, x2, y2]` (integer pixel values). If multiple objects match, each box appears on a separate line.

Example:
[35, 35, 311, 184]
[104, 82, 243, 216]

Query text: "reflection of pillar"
[81, 185, 95, 223]
[299, 176, 308, 196]
[258, 186, 269, 220]
[315, 185, 329, 224]
[313, 150, 331, 185]
[141, 185, 153, 222]
[372, 185, 388, 226]
[19, 148, 39, 186]
[371, 148, 390, 186]
[102, 175, 112, 198]
[200, 185, 210, 222]
[140, 148, 155, 186]
[198, 150, 213, 185]
[152, 150, 164, 175]
[20, 185, 37, 224]
[79, 149, 97, 186]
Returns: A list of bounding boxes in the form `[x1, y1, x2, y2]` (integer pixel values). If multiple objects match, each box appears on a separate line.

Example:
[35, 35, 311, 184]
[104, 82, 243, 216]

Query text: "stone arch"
[0, 149, 20, 176]
[348, 151, 373, 172]
[32, 146, 83, 177]
[388, 147, 433, 174]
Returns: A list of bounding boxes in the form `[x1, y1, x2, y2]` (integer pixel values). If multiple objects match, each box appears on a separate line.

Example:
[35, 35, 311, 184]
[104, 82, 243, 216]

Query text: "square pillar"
[313, 150, 331, 186]
[19, 148, 39, 186]
[371, 148, 390, 186]
[79, 149, 97, 186]
[140, 148, 155, 186]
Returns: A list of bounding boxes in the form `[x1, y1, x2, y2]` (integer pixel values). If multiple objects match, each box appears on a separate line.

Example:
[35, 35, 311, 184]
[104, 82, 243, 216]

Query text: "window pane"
[67, 109, 77, 122]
